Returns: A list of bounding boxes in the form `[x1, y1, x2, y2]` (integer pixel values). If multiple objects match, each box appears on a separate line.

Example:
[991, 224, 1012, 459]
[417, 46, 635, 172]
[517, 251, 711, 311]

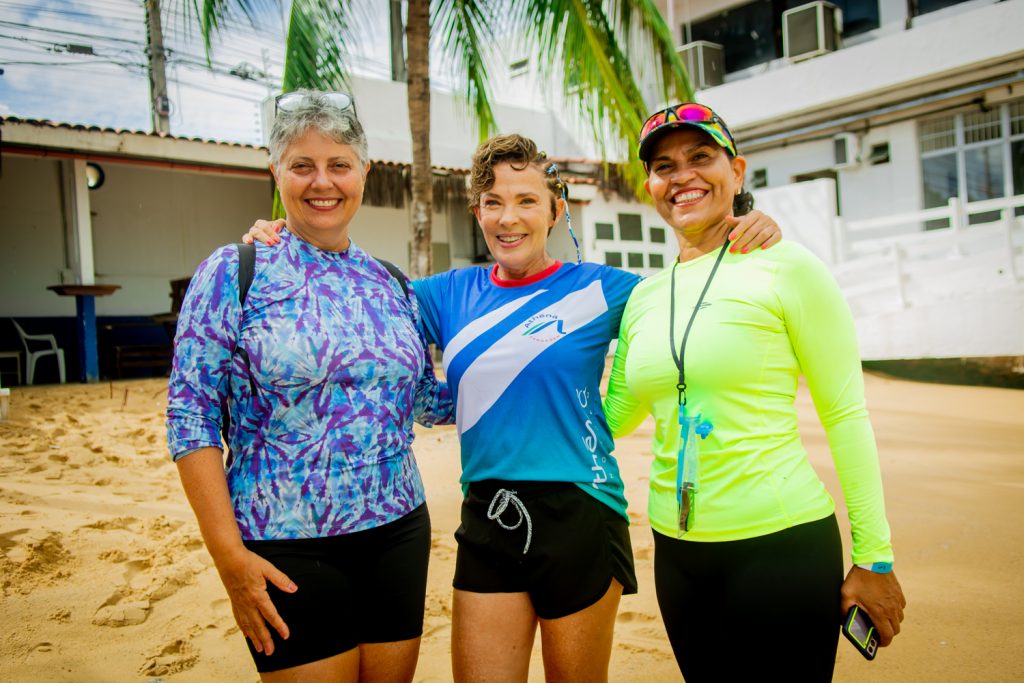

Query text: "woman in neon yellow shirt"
[604, 103, 906, 681]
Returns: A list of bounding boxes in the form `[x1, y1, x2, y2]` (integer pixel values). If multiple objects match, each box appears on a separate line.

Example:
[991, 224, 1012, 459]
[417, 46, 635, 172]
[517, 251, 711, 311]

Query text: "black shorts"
[453, 480, 637, 620]
[242, 504, 431, 673]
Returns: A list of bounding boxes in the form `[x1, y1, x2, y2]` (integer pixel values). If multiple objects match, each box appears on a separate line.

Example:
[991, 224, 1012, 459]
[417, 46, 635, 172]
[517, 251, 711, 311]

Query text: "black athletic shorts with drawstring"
[453, 480, 638, 619]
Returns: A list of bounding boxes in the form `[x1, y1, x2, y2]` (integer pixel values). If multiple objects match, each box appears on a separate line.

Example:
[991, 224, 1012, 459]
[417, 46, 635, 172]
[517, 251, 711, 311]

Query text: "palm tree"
[189, 0, 693, 277]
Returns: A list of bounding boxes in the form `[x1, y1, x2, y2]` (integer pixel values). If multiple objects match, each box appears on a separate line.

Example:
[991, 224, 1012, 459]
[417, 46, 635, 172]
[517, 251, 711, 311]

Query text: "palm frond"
[174, 0, 279, 64]
[431, 0, 500, 142]
[281, 0, 366, 93]
[511, 0, 693, 196]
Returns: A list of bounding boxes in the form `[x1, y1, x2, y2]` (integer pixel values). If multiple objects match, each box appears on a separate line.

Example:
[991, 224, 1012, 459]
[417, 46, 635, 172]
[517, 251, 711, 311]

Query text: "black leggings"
[653, 515, 844, 682]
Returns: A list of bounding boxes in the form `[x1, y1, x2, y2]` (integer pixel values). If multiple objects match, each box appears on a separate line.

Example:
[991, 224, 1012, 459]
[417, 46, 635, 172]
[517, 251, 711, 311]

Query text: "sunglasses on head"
[275, 91, 354, 116]
[639, 103, 737, 157]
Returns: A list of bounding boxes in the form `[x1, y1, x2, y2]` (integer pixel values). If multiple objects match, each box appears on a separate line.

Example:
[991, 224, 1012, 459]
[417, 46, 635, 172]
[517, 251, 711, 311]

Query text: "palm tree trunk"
[406, 0, 432, 278]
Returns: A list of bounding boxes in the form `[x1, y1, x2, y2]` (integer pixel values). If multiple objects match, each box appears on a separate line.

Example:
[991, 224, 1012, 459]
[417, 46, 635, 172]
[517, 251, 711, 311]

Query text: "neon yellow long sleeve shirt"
[604, 241, 894, 565]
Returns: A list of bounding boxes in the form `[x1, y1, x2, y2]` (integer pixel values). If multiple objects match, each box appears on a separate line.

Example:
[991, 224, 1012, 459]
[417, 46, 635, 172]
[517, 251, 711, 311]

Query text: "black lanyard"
[669, 240, 730, 406]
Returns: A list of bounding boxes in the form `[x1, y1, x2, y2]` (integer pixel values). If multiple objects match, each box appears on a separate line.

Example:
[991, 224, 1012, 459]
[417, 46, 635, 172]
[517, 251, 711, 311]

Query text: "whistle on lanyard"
[677, 404, 713, 533]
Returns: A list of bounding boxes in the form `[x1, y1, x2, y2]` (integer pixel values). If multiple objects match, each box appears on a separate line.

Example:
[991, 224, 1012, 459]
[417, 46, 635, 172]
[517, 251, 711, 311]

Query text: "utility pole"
[144, 0, 171, 134]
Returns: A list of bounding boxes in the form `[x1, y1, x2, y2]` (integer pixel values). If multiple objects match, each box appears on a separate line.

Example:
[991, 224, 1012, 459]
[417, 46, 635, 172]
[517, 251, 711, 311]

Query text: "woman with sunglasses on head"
[246, 131, 781, 682]
[167, 90, 452, 682]
[604, 103, 907, 681]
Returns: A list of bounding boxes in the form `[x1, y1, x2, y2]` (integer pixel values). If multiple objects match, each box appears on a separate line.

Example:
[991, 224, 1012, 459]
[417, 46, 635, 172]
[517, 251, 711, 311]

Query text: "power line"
[0, 19, 144, 46]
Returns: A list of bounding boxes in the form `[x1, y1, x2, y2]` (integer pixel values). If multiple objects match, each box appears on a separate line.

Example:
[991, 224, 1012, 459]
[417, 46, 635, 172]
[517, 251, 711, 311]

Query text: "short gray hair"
[268, 89, 368, 169]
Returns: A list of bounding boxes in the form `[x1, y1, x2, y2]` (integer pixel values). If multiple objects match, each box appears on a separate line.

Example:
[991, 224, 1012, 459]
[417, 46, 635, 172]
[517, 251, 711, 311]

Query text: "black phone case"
[842, 606, 879, 660]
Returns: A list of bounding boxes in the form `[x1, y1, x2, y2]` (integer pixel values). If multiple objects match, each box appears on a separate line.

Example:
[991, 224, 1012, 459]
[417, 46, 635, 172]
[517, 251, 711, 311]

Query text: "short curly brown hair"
[468, 134, 565, 217]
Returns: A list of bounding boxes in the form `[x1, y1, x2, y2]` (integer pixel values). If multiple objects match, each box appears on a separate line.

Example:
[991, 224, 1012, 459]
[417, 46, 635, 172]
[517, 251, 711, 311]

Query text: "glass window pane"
[964, 145, 1005, 202]
[605, 252, 623, 267]
[650, 227, 666, 243]
[922, 153, 957, 230]
[919, 116, 955, 153]
[826, 0, 880, 36]
[618, 214, 644, 241]
[595, 222, 614, 240]
[964, 144, 1004, 224]
[1013, 140, 1024, 216]
[649, 253, 665, 269]
[922, 153, 958, 208]
[963, 109, 1001, 145]
[627, 253, 645, 268]
[690, 0, 778, 73]
[1011, 100, 1024, 137]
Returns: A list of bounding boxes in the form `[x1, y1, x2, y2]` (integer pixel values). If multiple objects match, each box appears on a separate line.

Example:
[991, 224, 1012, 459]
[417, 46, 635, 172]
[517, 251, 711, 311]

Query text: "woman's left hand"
[840, 566, 906, 647]
[243, 219, 286, 246]
[727, 210, 782, 253]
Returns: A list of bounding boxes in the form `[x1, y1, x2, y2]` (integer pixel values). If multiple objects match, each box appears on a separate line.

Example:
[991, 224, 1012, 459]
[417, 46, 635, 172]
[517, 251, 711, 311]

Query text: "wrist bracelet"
[856, 562, 893, 574]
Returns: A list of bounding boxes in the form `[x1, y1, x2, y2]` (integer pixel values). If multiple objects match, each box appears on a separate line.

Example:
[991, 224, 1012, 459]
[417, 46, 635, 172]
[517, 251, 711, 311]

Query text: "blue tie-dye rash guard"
[167, 229, 452, 540]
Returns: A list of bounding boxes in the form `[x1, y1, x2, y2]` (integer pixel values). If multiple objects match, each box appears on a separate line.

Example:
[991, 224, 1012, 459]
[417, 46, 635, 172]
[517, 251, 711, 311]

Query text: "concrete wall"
[741, 119, 923, 229]
[836, 121, 923, 225]
[86, 162, 273, 316]
[0, 156, 68, 318]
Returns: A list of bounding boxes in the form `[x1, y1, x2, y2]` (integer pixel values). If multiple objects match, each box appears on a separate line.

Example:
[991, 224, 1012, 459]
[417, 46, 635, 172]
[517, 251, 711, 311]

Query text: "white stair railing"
[832, 194, 1024, 313]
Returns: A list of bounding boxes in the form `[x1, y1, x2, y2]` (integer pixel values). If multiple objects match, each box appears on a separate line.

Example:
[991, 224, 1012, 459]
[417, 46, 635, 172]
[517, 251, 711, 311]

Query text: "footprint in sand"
[22, 641, 59, 665]
[83, 516, 137, 531]
[92, 590, 151, 627]
[98, 549, 128, 563]
[139, 638, 198, 677]
[50, 609, 71, 623]
[616, 610, 657, 624]
[147, 566, 195, 601]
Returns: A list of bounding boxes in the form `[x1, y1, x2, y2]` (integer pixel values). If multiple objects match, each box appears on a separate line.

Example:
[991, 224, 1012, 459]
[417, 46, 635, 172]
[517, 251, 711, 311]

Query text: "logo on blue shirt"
[522, 313, 567, 342]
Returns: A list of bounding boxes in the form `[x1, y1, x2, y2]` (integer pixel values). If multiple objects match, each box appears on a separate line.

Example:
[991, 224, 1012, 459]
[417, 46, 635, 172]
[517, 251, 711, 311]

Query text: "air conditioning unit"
[783, 1, 842, 62]
[677, 41, 725, 91]
[833, 132, 859, 169]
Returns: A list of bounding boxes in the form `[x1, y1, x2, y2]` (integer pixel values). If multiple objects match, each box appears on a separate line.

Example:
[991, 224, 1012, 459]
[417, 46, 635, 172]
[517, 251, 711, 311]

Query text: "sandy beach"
[1, 372, 1022, 682]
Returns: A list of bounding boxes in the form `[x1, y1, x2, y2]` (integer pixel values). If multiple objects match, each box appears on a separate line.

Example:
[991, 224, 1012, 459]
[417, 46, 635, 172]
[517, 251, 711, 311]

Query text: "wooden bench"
[114, 344, 172, 378]
[0, 350, 21, 386]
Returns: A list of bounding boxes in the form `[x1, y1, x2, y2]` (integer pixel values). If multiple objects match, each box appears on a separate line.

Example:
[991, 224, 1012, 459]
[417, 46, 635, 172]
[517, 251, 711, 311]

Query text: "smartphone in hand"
[843, 605, 879, 660]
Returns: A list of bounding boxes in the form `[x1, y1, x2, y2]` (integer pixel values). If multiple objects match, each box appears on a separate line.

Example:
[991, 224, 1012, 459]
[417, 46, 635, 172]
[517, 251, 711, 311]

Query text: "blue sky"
[0, 0, 402, 144]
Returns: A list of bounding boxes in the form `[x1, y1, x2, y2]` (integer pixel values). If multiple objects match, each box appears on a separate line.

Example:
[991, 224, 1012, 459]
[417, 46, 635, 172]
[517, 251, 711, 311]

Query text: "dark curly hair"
[733, 189, 754, 216]
[468, 134, 565, 217]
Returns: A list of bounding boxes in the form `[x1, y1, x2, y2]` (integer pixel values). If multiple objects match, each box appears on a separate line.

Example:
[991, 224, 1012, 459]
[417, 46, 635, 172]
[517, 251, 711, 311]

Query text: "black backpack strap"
[374, 257, 410, 299]
[237, 242, 256, 305]
[224, 243, 257, 462]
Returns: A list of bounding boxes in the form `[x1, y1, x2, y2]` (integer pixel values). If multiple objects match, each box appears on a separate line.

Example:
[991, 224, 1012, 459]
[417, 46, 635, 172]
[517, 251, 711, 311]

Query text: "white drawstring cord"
[486, 489, 533, 555]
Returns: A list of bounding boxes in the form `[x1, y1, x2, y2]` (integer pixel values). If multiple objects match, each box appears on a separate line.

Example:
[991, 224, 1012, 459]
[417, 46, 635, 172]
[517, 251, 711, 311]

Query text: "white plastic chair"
[12, 320, 66, 385]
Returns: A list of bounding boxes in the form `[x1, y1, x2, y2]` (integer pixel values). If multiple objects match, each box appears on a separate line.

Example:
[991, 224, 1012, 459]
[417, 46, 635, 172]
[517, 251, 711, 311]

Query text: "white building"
[624, 0, 1024, 360]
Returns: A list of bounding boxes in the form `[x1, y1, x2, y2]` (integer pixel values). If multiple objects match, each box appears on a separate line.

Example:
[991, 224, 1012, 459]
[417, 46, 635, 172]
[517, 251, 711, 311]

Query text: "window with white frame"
[594, 214, 671, 274]
[919, 100, 1024, 229]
